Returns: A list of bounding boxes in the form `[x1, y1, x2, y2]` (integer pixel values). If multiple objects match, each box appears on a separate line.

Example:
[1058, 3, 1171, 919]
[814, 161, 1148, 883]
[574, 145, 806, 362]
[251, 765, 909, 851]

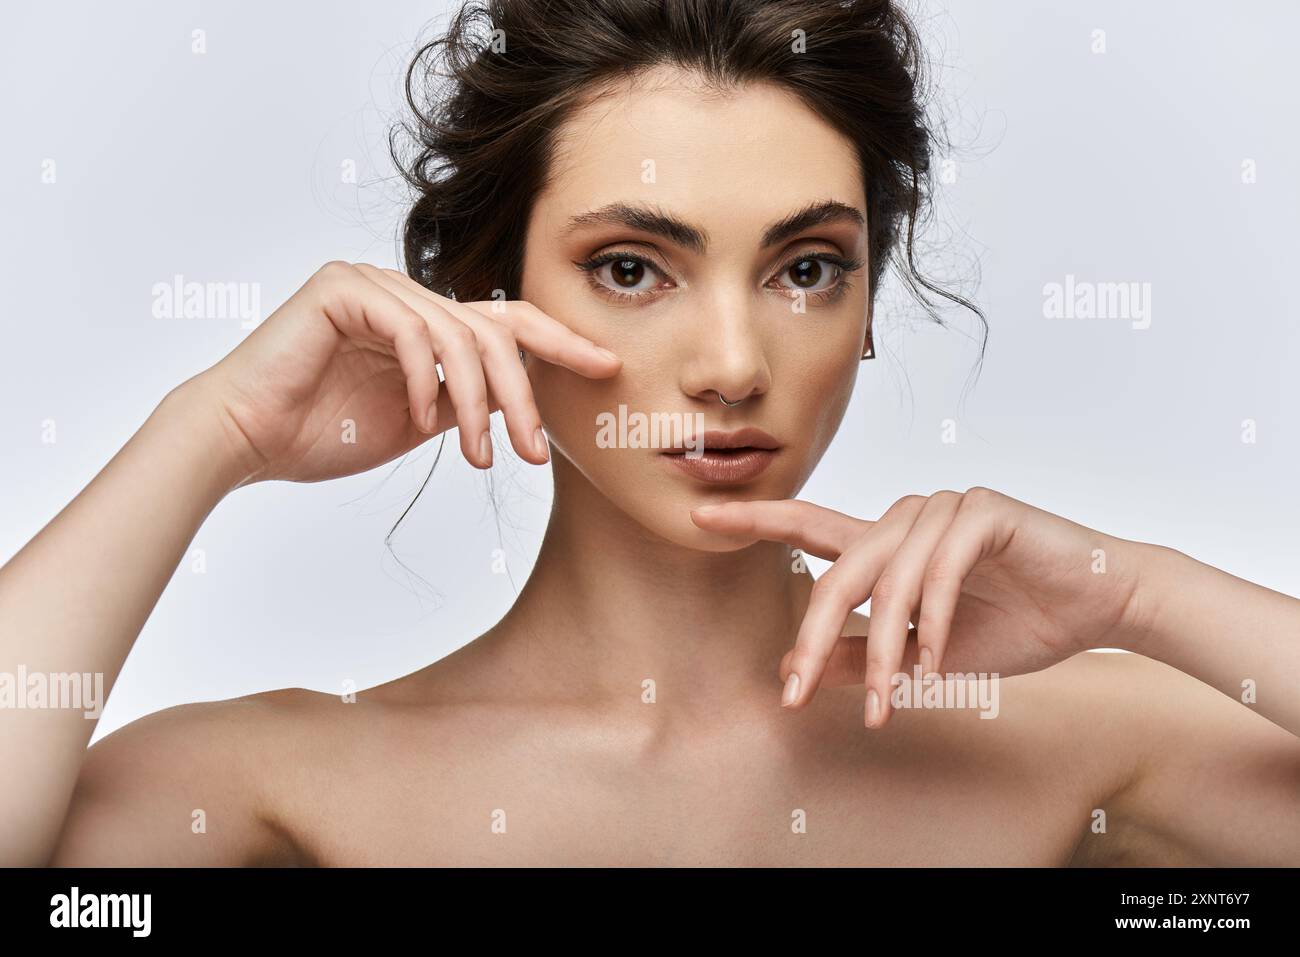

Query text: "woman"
[3, 0, 1298, 866]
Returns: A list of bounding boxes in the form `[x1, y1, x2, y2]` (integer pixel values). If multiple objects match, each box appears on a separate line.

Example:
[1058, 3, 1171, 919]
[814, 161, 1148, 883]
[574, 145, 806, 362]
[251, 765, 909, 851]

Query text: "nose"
[677, 289, 771, 406]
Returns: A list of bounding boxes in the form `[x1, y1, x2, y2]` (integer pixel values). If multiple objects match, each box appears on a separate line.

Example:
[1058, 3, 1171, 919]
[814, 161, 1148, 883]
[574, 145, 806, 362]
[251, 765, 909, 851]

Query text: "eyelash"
[572, 250, 865, 306]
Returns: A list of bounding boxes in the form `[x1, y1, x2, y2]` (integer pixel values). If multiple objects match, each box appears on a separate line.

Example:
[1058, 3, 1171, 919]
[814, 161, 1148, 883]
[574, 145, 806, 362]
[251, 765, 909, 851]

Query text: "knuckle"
[915, 608, 945, 636]
[922, 555, 954, 587]
[481, 322, 517, 353]
[405, 316, 433, 346]
[865, 653, 894, 678]
[447, 323, 477, 352]
[886, 494, 925, 517]
[810, 574, 844, 603]
[313, 260, 355, 288]
[871, 573, 902, 605]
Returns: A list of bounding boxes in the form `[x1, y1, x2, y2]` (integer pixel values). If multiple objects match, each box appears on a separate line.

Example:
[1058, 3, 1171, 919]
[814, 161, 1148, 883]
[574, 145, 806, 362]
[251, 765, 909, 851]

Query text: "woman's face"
[520, 68, 870, 550]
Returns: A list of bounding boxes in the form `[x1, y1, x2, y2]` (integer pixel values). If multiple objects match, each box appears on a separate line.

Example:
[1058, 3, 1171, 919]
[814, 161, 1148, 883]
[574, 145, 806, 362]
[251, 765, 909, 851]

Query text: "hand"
[188, 261, 621, 485]
[690, 488, 1152, 727]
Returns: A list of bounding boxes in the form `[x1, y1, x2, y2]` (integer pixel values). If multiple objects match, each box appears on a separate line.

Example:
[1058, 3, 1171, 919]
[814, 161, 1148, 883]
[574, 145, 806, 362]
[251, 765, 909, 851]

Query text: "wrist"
[1112, 538, 1183, 657]
[157, 373, 265, 496]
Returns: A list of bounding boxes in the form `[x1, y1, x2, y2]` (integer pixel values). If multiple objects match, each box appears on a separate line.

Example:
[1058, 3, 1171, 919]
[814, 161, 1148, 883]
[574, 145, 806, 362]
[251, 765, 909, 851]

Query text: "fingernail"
[533, 426, 549, 461]
[425, 402, 438, 433]
[865, 688, 881, 727]
[693, 503, 720, 514]
[781, 672, 801, 707]
[595, 346, 619, 362]
[920, 645, 933, 677]
[479, 431, 493, 466]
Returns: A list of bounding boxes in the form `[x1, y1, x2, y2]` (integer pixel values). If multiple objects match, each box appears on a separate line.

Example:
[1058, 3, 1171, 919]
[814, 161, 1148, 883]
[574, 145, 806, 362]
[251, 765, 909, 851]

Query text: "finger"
[314, 262, 441, 435]
[861, 491, 962, 728]
[364, 268, 548, 465]
[467, 320, 550, 464]
[917, 492, 1006, 676]
[780, 495, 924, 711]
[779, 629, 923, 688]
[458, 298, 623, 379]
[352, 265, 492, 467]
[689, 499, 873, 561]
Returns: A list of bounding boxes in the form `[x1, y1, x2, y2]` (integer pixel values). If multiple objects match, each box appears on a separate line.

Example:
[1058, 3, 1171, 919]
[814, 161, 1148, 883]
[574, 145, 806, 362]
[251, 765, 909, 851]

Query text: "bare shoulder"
[52, 686, 331, 866]
[872, 652, 1177, 821]
[982, 650, 1179, 786]
[1053, 648, 1300, 866]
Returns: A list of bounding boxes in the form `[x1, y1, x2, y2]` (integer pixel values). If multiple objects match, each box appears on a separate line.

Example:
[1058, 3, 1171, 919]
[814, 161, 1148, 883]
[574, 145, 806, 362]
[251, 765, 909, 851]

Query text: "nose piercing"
[717, 391, 743, 407]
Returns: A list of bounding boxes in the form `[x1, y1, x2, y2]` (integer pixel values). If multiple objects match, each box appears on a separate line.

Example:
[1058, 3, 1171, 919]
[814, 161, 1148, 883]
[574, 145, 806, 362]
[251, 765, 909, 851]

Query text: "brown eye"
[787, 258, 824, 289]
[774, 254, 852, 296]
[579, 252, 665, 297]
[610, 259, 644, 288]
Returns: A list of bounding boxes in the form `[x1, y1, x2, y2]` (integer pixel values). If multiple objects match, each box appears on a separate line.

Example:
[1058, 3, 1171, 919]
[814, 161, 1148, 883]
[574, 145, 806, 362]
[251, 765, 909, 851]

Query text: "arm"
[1066, 651, 1300, 866]
[1, 262, 619, 866]
[1075, 546, 1300, 865]
[0, 380, 249, 865]
[1123, 543, 1300, 739]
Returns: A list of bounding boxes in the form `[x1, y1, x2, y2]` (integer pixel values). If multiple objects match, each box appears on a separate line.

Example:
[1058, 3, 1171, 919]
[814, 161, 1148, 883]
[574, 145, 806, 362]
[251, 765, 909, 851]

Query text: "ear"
[862, 298, 875, 360]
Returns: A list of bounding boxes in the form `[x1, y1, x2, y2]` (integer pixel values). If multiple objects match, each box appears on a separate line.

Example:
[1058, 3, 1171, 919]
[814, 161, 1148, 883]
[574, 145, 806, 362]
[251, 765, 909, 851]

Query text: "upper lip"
[662, 427, 781, 453]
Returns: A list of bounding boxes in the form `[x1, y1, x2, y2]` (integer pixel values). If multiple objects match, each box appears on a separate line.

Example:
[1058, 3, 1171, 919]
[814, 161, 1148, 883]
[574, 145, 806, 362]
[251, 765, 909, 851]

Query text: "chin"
[666, 518, 761, 553]
[624, 480, 797, 552]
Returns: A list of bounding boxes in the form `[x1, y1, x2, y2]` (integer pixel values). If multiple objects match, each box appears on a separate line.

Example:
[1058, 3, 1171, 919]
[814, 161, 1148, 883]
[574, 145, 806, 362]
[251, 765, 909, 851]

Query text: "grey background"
[1, 1, 1295, 743]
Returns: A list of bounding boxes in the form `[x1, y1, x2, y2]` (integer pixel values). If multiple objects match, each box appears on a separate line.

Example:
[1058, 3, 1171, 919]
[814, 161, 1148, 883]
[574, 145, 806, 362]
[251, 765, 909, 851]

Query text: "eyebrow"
[560, 199, 865, 254]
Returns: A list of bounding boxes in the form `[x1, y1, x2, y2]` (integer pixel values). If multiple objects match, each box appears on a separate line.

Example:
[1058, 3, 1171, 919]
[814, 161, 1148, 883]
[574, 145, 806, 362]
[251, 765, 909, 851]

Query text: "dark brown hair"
[391, 0, 986, 348]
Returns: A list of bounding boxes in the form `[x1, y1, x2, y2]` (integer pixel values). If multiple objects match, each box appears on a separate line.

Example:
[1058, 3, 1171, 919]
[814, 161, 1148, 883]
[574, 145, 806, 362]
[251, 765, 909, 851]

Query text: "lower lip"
[661, 448, 777, 484]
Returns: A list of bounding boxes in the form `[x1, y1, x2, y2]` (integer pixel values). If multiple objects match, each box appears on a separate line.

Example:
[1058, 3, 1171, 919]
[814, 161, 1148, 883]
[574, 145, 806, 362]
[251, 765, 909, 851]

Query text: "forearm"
[1124, 543, 1300, 739]
[0, 376, 247, 864]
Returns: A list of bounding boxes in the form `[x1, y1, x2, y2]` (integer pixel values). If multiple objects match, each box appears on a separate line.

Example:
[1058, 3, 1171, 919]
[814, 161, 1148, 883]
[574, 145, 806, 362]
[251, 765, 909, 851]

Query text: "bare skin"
[5, 68, 1299, 867]
[48, 621, 1300, 867]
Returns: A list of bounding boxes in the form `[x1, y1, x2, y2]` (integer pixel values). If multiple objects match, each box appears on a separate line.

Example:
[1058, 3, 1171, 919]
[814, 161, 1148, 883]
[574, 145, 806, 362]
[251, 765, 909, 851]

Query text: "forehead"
[534, 69, 866, 241]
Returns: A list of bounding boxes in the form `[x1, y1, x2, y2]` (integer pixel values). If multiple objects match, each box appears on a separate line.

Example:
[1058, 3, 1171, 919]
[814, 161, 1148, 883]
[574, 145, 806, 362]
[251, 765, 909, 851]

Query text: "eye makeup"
[571, 248, 865, 307]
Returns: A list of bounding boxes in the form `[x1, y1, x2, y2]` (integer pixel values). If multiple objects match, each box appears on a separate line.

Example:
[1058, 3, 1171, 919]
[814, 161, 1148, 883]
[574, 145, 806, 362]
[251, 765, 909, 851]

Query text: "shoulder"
[53, 686, 333, 866]
[1030, 649, 1300, 865]
[986, 650, 1173, 776]
[885, 651, 1171, 814]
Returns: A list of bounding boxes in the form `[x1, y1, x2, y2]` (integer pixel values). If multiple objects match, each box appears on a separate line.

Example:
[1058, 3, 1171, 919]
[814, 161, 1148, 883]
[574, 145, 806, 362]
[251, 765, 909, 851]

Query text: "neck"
[484, 456, 812, 708]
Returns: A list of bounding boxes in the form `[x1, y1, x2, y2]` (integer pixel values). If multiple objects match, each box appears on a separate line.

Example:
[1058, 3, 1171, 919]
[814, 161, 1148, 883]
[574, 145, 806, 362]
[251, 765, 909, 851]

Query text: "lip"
[664, 427, 781, 452]
[660, 427, 781, 485]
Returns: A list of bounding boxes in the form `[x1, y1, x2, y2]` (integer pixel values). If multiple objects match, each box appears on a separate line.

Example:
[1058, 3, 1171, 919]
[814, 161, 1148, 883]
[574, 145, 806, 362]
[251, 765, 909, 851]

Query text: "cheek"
[783, 335, 861, 458]
[526, 360, 616, 465]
